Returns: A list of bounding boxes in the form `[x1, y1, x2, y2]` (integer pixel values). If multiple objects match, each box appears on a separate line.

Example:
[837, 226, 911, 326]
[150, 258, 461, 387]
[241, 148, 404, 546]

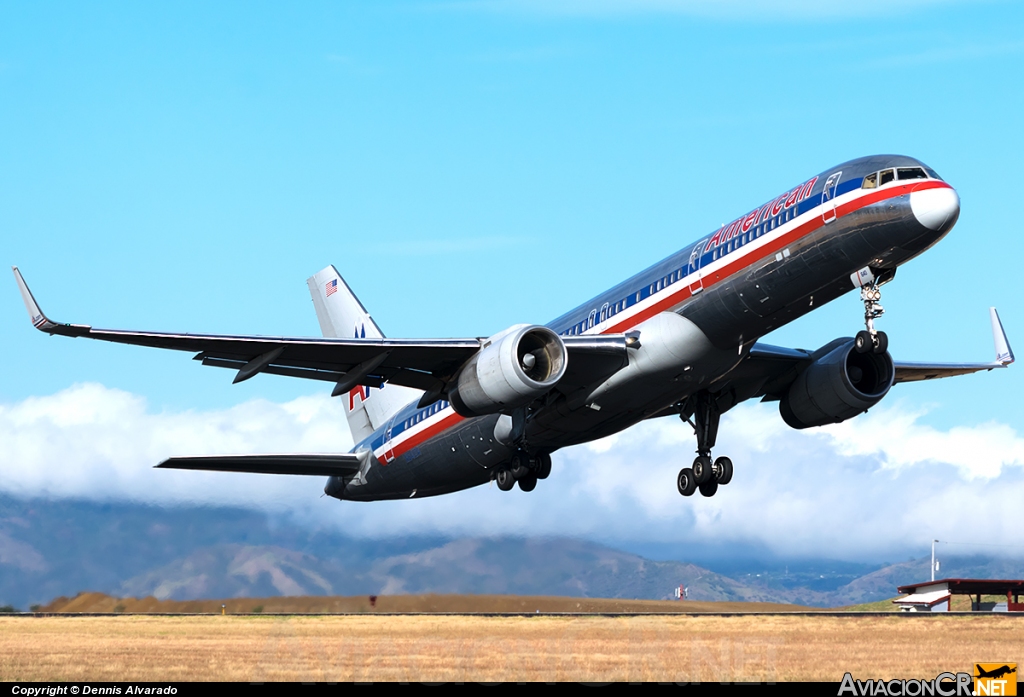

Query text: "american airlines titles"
[704, 176, 818, 253]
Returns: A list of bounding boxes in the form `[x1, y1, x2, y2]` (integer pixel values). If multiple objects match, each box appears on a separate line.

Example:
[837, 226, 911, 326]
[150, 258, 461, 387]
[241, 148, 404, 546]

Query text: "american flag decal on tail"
[325, 279, 338, 297]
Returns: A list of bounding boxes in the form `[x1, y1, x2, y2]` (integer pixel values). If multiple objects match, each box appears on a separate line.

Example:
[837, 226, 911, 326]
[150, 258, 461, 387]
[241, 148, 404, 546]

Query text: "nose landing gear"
[852, 267, 892, 355]
[677, 392, 734, 498]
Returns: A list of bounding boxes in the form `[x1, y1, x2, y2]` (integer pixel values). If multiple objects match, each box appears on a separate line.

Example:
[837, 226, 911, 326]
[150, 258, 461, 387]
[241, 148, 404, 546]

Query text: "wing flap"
[893, 362, 1006, 383]
[156, 454, 363, 477]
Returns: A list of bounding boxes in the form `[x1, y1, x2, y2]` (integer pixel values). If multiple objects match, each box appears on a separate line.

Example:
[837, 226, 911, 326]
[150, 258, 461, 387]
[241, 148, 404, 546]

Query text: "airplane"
[13, 154, 1015, 502]
[975, 665, 1016, 680]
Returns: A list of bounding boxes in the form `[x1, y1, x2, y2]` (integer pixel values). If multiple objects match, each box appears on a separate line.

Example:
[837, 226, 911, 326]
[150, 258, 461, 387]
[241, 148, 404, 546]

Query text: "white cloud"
[821, 403, 1024, 479]
[2, 384, 1023, 560]
[0, 383, 353, 509]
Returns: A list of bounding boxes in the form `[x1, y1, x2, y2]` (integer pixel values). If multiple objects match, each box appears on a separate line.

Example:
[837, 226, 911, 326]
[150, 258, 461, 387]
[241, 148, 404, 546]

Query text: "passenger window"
[897, 167, 927, 180]
[862, 172, 878, 189]
[879, 169, 895, 185]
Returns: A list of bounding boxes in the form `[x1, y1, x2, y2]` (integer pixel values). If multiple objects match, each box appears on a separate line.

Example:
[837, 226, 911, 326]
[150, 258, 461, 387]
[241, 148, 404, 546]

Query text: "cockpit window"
[897, 167, 927, 180]
[862, 172, 878, 189]
[925, 168, 942, 181]
[879, 169, 895, 186]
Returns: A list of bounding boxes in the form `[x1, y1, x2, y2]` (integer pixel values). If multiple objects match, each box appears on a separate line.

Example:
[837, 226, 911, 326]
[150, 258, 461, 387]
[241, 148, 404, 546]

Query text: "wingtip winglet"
[990, 307, 1014, 366]
[11, 267, 56, 332]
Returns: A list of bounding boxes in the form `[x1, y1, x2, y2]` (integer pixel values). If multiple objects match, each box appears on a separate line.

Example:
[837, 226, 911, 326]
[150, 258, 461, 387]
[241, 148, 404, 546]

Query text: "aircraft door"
[821, 171, 842, 223]
[383, 416, 397, 464]
[687, 240, 707, 295]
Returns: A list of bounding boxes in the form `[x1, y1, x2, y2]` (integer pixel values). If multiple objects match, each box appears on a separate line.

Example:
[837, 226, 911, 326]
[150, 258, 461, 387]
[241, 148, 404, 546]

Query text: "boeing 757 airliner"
[14, 154, 1014, 501]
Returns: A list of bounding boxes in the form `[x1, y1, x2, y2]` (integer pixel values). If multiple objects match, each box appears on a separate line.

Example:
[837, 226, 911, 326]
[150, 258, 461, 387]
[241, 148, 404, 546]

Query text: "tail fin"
[307, 266, 420, 444]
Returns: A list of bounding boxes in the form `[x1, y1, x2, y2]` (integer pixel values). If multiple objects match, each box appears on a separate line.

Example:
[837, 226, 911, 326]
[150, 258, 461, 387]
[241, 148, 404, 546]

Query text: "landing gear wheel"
[534, 452, 552, 480]
[518, 473, 537, 492]
[713, 456, 733, 485]
[855, 330, 873, 354]
[873, 330, 888, 355]
[699, 479, 719, 497]
[495, 469, 516, 491]
[677, 468, 697, 497]
[510, 450, 531, 480]
[692, 455, 713, 485]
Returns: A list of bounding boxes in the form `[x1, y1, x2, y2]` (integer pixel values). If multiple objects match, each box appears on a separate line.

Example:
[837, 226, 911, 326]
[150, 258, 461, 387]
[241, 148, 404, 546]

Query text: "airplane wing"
[740, 307, 1013, 401]
[889, 308, 1014, 382]
[13, 267, 630, 397]
[636, 308, 1016, 421]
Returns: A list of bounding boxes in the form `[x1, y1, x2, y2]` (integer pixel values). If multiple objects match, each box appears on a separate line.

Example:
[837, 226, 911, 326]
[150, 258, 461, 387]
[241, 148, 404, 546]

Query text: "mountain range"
[2, 495, 1021, 610]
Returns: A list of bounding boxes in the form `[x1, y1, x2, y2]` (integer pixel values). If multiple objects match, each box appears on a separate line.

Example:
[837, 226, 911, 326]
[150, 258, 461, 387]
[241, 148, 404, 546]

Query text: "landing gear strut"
[677, 391, 734, 498]
[853, 269, 892, 355]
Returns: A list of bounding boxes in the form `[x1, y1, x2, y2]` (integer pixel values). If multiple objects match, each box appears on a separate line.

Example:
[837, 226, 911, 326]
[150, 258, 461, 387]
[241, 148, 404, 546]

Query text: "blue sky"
[2, 1, 1022, 560]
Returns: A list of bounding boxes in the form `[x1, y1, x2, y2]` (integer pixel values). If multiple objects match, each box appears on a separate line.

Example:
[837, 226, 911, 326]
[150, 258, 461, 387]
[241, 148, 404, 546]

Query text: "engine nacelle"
[779, 338, 894, 430]
[449, 324, 567, 417]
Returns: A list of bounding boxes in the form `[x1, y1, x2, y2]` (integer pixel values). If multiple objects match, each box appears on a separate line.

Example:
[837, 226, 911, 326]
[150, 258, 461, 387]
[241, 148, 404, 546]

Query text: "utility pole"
[931, 539, 939, 582]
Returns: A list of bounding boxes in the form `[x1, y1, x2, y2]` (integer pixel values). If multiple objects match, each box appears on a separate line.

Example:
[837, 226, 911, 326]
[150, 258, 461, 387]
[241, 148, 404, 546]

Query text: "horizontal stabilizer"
[156, 453, 363, 477]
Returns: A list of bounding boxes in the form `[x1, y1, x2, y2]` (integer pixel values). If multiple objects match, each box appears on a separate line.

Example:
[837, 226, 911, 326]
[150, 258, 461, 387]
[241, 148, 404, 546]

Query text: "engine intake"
[449, 324, 567, 417]
[779, 338, 894, 430]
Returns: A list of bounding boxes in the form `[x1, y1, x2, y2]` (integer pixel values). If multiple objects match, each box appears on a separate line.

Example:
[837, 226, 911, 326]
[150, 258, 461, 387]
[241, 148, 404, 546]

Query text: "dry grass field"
[2, 614, 1021, 682]
[37, 591, 813, 614]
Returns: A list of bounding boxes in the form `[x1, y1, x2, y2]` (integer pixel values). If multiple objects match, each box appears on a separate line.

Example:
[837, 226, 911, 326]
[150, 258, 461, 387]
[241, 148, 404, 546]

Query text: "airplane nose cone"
[910, 186, 960, 233]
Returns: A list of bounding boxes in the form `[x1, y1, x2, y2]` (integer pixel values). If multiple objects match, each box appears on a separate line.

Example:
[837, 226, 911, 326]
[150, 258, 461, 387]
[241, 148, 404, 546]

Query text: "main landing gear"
[677, 391, 734, 498]
[495, 450, 552, 493]
[853, 270, 891, 355]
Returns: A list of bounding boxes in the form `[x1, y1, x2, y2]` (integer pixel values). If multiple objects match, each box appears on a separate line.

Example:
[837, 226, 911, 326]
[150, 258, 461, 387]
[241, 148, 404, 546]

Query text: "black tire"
[873, 330, 888, 355]
[535, 452, 552, 480]
[714, 456, 733, 485]
[677, 468, 697, 497]
[855, 330, 873, 354]
[518, 473, 537, 492]
[692, 456, 713, 485]
[699, 479, 719, 497]
[496, 469, 515, 491]
[510, 450, 531, 480]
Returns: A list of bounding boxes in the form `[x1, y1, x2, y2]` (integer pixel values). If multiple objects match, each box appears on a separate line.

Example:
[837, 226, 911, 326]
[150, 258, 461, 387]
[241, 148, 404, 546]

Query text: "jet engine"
[448, 324, 567, 417]
[779, 338, 894, 430]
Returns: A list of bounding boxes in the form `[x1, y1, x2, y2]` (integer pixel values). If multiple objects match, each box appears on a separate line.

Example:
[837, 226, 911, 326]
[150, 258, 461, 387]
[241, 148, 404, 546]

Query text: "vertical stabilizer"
[307, 266, 420, 443]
